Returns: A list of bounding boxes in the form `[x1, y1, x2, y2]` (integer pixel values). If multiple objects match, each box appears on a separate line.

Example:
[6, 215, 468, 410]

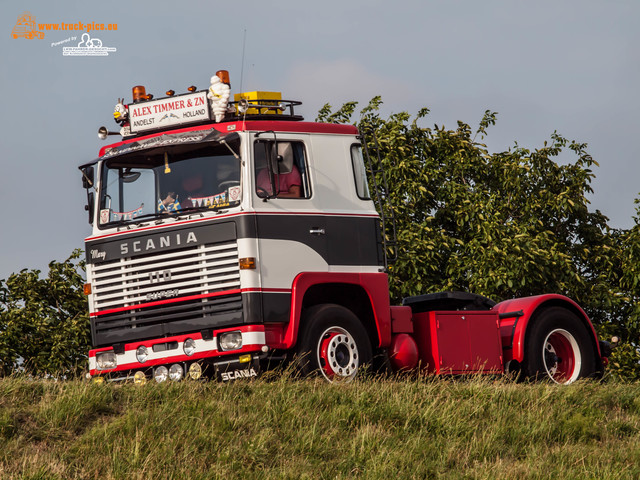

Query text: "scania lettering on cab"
[80, 70, 612, 385]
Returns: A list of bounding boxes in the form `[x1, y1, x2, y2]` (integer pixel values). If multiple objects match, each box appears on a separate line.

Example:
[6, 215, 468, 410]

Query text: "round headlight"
[219, 331, 243, 351]
[169, 364, 183, 382]
[154, 365, 168, 383]
[183, 338, 196, 356]
[188, 362, 202, 380]
[136, 345, 149, 364]
[96, 351, 117, 370]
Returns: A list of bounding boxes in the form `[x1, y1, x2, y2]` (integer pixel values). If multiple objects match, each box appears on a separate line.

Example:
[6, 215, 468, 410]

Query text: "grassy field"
[1, 373, 639, 479]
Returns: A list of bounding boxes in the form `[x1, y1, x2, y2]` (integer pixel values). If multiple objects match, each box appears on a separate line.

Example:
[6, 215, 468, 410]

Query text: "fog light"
[136, 345, 149, 363]
[96, 351, 117, 370]
[239, 354, 251, 364]
[188, 363, 202, 380]
[183, 338, 196, 356]
[133, 371, 147, 385]
[92, 376, 105, 384]
[219, 331, 242, 351]
[169, 364, 183, 382]
[154, 366, 168, 383]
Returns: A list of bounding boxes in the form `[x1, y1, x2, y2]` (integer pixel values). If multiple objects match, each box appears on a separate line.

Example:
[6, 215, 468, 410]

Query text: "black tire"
[296, 304, 373, 382]
[523, 307, 596, 384]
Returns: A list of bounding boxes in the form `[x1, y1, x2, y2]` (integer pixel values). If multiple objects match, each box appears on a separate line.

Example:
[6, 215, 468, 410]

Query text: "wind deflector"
[99, 129, 239, 160]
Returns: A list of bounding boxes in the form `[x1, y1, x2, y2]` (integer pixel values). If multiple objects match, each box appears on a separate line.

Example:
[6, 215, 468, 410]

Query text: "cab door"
[251, 135, 329, 321]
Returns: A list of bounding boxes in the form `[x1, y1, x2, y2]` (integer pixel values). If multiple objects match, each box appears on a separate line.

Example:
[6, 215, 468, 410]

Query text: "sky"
[1, 0, 639, 280]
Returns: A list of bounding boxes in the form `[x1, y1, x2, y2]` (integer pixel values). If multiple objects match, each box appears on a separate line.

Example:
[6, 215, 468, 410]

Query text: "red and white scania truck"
[80, 70, 611, 385]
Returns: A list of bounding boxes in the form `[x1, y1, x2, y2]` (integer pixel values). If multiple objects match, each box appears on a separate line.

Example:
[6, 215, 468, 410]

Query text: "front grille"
[91, 240, 240, 311]
[88, 239, 242, 346]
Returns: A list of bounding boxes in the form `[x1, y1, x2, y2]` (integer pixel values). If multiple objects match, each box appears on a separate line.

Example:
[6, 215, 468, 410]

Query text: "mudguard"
[277, 271, 392, 350]
[493, 294, 601, 365]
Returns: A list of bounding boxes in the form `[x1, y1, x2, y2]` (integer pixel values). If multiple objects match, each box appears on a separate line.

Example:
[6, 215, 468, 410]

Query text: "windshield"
[98, 141, 241, 227]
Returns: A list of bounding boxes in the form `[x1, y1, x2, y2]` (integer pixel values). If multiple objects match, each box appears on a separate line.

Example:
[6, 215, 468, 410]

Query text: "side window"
[254, 140, 310, 199]
[350, 144, 371, 200]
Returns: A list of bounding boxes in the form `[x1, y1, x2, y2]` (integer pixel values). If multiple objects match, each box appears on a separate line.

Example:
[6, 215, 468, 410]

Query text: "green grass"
[1, 373, 639, 479]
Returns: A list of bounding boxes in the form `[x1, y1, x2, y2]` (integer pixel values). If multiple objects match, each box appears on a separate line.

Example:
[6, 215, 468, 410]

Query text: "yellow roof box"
[235, 91, 282, 101]
[234, 91, 283, 115]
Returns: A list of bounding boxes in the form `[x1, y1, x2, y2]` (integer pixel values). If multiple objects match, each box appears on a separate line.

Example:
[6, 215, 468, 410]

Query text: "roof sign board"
[128, 91, 211, 134]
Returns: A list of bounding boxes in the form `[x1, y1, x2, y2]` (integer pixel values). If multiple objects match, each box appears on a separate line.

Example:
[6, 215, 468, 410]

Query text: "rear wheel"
[524, 307, 596, 384]
[296, 304, 373, 383]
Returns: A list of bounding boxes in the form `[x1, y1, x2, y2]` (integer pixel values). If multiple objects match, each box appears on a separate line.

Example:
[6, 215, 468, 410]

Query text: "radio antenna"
[239, 29, 247, 93]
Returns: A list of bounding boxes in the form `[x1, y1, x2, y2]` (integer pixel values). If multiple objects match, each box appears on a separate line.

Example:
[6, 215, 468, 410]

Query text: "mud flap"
[214, 355, 261, 382]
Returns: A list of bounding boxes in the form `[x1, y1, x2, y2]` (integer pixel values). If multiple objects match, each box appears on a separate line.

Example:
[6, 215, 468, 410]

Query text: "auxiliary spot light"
[188, 363, 202, 380]
[133, 371, 147, 385]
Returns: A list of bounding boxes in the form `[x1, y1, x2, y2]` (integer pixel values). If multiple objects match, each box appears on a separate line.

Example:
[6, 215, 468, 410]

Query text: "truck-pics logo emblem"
[11, 12, 44, 39]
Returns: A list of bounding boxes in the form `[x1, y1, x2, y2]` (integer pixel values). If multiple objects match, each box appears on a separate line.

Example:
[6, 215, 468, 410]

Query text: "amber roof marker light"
[132, 85, 153, 102]
[216, 70, 230, 85]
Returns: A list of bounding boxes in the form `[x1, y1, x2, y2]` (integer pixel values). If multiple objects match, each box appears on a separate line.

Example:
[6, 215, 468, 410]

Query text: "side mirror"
[85, 191, 95, 224]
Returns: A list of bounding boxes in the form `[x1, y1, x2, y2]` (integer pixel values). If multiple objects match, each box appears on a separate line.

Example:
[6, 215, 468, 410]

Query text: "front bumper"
[89, 324, 268, 381]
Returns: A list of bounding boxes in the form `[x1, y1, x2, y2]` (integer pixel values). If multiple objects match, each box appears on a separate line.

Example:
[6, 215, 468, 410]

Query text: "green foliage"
[0, 249, 90, 377]
[319, 99, 639, 379]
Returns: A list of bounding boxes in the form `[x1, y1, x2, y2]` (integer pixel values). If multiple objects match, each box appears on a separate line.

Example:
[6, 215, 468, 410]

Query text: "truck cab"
[81, 77, 387, 383]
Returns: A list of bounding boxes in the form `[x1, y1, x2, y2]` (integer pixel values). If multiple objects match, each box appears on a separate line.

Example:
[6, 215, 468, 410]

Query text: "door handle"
[309, 228, 326, 235]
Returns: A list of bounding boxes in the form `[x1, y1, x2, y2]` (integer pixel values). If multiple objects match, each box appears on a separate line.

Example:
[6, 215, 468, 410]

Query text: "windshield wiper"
[130, 207, 208, 225]
[104, 204, 234, 228]
[129, 212, 163, 223]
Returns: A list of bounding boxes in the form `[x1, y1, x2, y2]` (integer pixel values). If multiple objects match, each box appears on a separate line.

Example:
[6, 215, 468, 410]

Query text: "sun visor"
[98, 129, 239, 160]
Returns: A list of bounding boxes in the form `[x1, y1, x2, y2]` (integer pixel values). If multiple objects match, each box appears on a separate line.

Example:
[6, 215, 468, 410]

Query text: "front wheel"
[524, 307, 596, 384]
[296, 304, 373, 383]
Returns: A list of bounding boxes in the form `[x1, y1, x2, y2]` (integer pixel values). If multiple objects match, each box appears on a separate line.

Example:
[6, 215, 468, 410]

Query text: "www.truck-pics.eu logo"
[11, 11, 118, 40]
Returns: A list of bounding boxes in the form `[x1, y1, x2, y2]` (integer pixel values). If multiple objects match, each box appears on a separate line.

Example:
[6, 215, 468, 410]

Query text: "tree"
[0, 249, 90, 377]
[318, 99, 638, 379]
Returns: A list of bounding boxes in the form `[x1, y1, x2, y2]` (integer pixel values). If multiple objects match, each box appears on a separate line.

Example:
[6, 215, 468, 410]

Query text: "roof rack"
[226, 98, 304, 122]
